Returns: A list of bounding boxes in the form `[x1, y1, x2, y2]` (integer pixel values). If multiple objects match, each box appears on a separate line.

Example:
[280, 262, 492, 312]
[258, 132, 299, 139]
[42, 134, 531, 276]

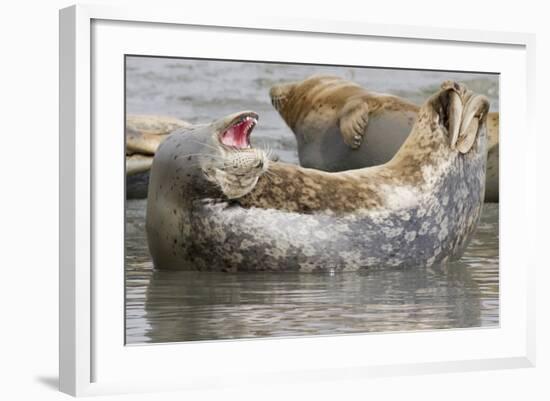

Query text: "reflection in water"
[125, 200, 498, 344]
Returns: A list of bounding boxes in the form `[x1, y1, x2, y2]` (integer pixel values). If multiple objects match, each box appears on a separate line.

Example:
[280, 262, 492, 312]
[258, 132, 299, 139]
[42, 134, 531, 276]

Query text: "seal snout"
[269, 84, 292, 111]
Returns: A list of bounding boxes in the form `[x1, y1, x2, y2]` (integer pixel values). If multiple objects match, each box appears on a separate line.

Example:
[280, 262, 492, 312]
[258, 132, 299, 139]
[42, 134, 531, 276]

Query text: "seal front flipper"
[338, 98, 369, 149]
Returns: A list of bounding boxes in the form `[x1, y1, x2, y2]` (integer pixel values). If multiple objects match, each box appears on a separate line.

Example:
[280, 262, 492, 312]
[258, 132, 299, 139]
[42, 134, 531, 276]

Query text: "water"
[125, 56, 499, 344]
[126, 201, 498, 343]
[126, 56, 499, 165]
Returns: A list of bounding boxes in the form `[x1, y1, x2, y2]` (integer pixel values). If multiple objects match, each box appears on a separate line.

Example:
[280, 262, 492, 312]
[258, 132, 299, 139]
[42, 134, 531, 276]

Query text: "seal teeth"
[245, 118, 257, 148]
[220, 114, 257, 149]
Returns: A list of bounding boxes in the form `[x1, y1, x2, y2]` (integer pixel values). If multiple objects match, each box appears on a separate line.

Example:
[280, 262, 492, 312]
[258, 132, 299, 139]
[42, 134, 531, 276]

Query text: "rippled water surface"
[125, 57, 499, 344]
[126, 201, 498, 343]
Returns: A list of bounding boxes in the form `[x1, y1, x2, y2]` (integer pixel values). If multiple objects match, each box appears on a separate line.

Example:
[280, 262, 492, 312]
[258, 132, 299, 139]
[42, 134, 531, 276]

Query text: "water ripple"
[125, 200, 499, 344]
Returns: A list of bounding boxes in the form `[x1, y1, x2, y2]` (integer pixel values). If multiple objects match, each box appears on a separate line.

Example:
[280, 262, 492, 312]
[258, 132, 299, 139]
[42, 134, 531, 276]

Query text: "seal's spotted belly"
[186, 174, 483, 272]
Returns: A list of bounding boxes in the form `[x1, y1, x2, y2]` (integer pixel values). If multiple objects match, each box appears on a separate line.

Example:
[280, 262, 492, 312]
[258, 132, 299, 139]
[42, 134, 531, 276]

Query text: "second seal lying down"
[146, 82, 489, 272]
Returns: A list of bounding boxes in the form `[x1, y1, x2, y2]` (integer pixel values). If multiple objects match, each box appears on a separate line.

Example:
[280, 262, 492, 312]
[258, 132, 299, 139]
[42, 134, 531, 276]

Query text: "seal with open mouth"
[146, 82, 489, 272]
[270, 75, 499, 202]
[146, 111, 269, 269]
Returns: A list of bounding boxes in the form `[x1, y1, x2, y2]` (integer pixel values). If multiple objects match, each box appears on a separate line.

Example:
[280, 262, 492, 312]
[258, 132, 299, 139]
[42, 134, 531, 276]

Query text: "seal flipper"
[436, 81, 490, 155]
[126, 154, 153, 175]
[338, 98, 369, 149]
[456, 95, 489, 154]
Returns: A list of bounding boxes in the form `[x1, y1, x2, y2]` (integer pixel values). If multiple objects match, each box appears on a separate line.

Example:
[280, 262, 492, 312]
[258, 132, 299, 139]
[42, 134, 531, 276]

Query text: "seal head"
[145, 111, 270, 269]
[270, 75, 372, 150]
[197, 111, 269, 199]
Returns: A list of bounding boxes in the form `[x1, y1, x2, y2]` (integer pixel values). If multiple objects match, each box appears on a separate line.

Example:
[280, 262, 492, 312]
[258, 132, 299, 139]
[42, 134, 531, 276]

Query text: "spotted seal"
[146, 111, 269, 268]
[270, 75, 499, 202]
[146, 82, 489, 272]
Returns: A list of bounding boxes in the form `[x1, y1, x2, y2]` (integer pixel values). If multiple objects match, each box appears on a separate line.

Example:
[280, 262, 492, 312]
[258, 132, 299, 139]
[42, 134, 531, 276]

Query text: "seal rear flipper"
[338, 98, 369, 149]
[456, 95, 489, 154]
[127, 133, 171, 155]
[126, 154, 153, 175]
[438, 81, 490, 153]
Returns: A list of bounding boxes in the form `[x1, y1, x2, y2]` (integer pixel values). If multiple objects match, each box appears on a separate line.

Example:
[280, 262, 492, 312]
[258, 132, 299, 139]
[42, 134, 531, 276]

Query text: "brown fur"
[273, 75, 497, 146]
[273, 75, 416, 128]
[238, 121, 444, 214]
[486, 112, 499, 149]
[126, 114, 190, 155]
[240, 83, 488, 214]
[271, 75, 420, 150]
[271, 75, 499, 202]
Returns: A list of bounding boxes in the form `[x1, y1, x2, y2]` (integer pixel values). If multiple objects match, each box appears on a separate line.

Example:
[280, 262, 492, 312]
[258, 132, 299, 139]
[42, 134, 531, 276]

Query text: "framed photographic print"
[59, 4, 536, 397]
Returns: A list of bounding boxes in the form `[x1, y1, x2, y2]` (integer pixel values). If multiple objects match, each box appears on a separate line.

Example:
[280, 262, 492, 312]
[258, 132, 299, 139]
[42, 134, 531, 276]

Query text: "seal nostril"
[256, 160, 263, 168]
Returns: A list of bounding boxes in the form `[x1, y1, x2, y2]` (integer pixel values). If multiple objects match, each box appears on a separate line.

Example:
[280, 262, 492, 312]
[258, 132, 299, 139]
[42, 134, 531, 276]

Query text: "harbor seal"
[126, 114, 192, 175]
[484, 112, 499, 202]
[126, 114, 192, 198]
[146, 82, 490, 272]
[270, 75, 499, 202]
[146, 111, 269, 268]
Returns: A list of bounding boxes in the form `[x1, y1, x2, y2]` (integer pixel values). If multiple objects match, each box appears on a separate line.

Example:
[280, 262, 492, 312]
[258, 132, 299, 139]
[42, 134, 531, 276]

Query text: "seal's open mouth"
[220, 112, 258, 149]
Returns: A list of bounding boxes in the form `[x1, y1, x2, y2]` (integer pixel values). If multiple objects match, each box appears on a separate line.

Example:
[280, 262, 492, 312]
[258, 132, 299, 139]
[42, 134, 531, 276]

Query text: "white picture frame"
[59, 4, 536, 397]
